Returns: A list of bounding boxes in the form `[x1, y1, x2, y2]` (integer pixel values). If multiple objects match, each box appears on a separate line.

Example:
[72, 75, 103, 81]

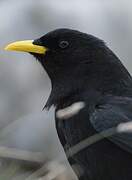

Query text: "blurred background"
[0, 0, 132, 179]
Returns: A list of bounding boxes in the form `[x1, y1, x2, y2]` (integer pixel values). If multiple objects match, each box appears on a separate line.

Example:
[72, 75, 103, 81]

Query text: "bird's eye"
[59, 41, 69, 49]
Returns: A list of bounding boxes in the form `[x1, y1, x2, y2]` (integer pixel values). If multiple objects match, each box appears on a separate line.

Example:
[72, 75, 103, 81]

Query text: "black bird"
[5, 29, 132, 180]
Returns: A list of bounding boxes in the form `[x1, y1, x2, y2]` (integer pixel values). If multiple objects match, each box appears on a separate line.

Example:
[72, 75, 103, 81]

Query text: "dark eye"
[59, 41, 69, 49]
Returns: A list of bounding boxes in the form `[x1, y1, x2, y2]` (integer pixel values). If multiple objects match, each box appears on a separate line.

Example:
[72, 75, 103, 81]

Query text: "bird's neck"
[45, 82, 101, 110]
[44, 49, 132, 109]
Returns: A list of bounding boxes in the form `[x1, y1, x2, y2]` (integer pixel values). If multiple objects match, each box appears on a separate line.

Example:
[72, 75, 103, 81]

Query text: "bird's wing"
[90, 96, 132, 153]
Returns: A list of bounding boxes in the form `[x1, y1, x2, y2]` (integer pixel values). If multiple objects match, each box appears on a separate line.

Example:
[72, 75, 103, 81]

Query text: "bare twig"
[66, 127, 117, 158]
[26, 161, 66, 180]
[0, 146, 45, 163]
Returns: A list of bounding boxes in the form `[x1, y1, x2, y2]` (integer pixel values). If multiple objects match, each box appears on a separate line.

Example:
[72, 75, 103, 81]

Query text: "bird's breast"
[55, 103, 96, 148]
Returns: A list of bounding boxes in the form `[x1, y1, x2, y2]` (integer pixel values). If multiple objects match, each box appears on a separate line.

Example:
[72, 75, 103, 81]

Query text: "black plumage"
[9, 29, 132, 180]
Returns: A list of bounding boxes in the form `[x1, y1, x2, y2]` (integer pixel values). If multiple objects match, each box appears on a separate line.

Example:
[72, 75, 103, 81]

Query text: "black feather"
[32, 28, 132, 180]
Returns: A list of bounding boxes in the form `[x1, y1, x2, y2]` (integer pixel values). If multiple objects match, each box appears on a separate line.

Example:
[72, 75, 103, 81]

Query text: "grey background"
[0, 0, 132, 178]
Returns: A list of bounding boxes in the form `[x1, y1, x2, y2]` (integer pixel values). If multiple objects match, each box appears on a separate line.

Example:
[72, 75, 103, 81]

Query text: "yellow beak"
[5, 40, 48, 54]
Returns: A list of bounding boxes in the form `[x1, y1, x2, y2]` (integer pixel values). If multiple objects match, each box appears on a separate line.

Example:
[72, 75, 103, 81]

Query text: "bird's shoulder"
[90, 95, 132, 153]
[90, 95, 132, 127]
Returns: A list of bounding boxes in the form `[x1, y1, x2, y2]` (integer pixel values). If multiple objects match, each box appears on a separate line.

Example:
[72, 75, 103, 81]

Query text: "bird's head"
[5, 28, 132, 108]
[5, 29, 105, 79]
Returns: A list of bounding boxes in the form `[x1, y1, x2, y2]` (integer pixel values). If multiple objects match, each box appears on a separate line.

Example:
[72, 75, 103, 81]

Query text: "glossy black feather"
[90, 95, 132, 153]
[32, 28, 132, 180]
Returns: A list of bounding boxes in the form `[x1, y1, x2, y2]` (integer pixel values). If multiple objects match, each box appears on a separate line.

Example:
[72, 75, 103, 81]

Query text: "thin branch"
[0, 146, 45, 163]
[66, 127, 117, 158]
